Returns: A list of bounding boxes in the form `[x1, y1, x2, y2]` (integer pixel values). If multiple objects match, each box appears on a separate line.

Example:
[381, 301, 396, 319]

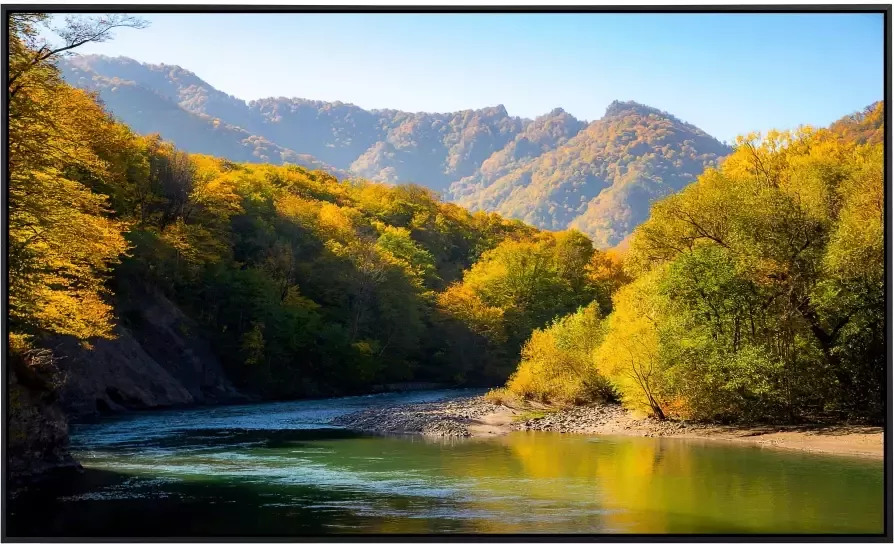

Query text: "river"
[7, 389, 884, 536]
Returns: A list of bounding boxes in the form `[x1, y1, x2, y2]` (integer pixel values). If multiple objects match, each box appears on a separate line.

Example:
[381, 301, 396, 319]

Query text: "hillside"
[55, 56, 883, 251]
[829, 100, 884, 145]
[12, 28, 629, 478]
[455, 101, 732, 247]
[448, 107, 587, 200]
[62, 55, 537, 191]
[62, 58, 878, 250]
[60, 58, 343, 174]
[60, 56, 735, 247]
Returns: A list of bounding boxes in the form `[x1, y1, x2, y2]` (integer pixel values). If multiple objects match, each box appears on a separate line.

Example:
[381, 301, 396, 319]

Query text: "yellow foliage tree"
[594, 270, 672, 418]
[8, 42, 129, 340]
[507, 302, 611, 405]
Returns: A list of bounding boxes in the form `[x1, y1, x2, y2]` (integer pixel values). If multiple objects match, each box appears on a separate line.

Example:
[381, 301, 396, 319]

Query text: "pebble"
[330, 396, 710, 438]
[330, 396, 496, 438]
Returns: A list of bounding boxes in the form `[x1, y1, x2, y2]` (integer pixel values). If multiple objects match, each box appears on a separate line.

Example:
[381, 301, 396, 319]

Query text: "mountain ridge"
[60, 55, 736, 246]
[452, 100, 732, 246]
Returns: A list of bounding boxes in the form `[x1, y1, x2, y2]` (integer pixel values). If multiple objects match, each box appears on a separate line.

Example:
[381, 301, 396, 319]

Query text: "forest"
[8, 13, 621, 401]
[61, 56, 731, 248]
[8, 13, 885, 428]
[495, 108, 885, 423]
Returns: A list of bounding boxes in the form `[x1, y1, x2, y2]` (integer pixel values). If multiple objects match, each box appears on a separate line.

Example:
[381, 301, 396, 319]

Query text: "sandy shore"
[330, 396, 883, 459]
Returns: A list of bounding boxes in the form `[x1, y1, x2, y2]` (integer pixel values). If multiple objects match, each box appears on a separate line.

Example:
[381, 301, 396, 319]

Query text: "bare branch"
[9, 13, 149, 95]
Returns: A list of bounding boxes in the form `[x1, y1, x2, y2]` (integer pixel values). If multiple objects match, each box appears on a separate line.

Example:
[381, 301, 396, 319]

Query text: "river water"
[7, 389, 884, 536]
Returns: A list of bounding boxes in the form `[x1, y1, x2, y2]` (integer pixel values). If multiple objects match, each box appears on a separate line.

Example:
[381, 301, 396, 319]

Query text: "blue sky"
[54, 13, 883, 143]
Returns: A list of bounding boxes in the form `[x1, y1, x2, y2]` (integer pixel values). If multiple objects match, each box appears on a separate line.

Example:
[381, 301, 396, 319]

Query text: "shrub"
[506, 302, 615, 405]
[483, 386, 518, 406]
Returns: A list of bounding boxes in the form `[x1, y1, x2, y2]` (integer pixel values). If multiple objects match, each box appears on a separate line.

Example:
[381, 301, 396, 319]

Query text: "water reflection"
[435, 433, 883, 534]
[7, 392, 884, 537]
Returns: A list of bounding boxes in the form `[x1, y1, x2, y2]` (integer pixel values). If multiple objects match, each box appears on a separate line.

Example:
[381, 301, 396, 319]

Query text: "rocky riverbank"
[8, 287, 247, 483]
[508, 402, 716, 436]
[330, 396, 502, 437]
[8, 359, 82, 484]
[330, 395, 884, 458]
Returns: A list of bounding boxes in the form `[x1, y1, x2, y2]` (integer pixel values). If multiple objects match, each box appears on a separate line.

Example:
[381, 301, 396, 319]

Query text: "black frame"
[2, 4, 891, 543]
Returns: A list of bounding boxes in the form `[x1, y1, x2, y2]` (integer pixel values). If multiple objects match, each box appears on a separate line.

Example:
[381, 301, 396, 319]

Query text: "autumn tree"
[508, 302, 613, 405]
[7, 14, 142, 340]
[615, 126, 885, 421]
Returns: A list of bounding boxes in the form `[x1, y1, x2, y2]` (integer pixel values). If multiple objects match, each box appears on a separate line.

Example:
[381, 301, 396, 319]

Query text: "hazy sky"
[55, 12, 884, 143]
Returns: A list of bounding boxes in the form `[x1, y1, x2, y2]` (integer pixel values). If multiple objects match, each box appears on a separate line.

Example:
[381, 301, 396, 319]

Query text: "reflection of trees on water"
[9, 433, 883, 536]
[436, 433, 882, 534]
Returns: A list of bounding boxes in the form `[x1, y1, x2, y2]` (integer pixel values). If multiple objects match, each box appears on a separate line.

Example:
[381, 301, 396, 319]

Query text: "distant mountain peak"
[73, 54, 191, 75]
[483, 104, 509, 116]
[58, 54, 734, 249]
[603, 100, 667, 119]
[456, 99, 731, 247]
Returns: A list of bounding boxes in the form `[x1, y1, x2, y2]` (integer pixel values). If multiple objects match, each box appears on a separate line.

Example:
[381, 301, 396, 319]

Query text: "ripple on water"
[49, 389, 883, 536]
[90, 449, 462, 502]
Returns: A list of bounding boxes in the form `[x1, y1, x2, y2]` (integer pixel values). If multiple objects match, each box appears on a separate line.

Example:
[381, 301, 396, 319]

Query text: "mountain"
[453, 101, 732, 247]
[60, 58, 344, 175]
[448, 107, 588, 200]
[60, 55, 734, 247]
[829, 101, 884, 145]
[61, 55, 539, 191]
[347, 104, 528, 189]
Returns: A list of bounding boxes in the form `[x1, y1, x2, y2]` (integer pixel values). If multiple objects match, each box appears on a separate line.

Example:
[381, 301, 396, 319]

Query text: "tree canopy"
[499, 121, 884, 424]
[61, 57, 733, 248]
[8, 16, 624, 398]
[9, 14, 884, 424]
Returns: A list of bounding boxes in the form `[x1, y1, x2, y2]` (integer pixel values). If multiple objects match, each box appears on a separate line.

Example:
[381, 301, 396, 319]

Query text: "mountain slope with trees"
[495, 107, 884, 425]
[455, 101, 733, 247]
[10, 18, 628, 478]
[828, 100, 884, 145]
[61, 55, 536, 190]
[8, 14, 884, 485]
[60, 59, 345, 174]
[448, 107, 587, 200]
[60, 56, 732, 247]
